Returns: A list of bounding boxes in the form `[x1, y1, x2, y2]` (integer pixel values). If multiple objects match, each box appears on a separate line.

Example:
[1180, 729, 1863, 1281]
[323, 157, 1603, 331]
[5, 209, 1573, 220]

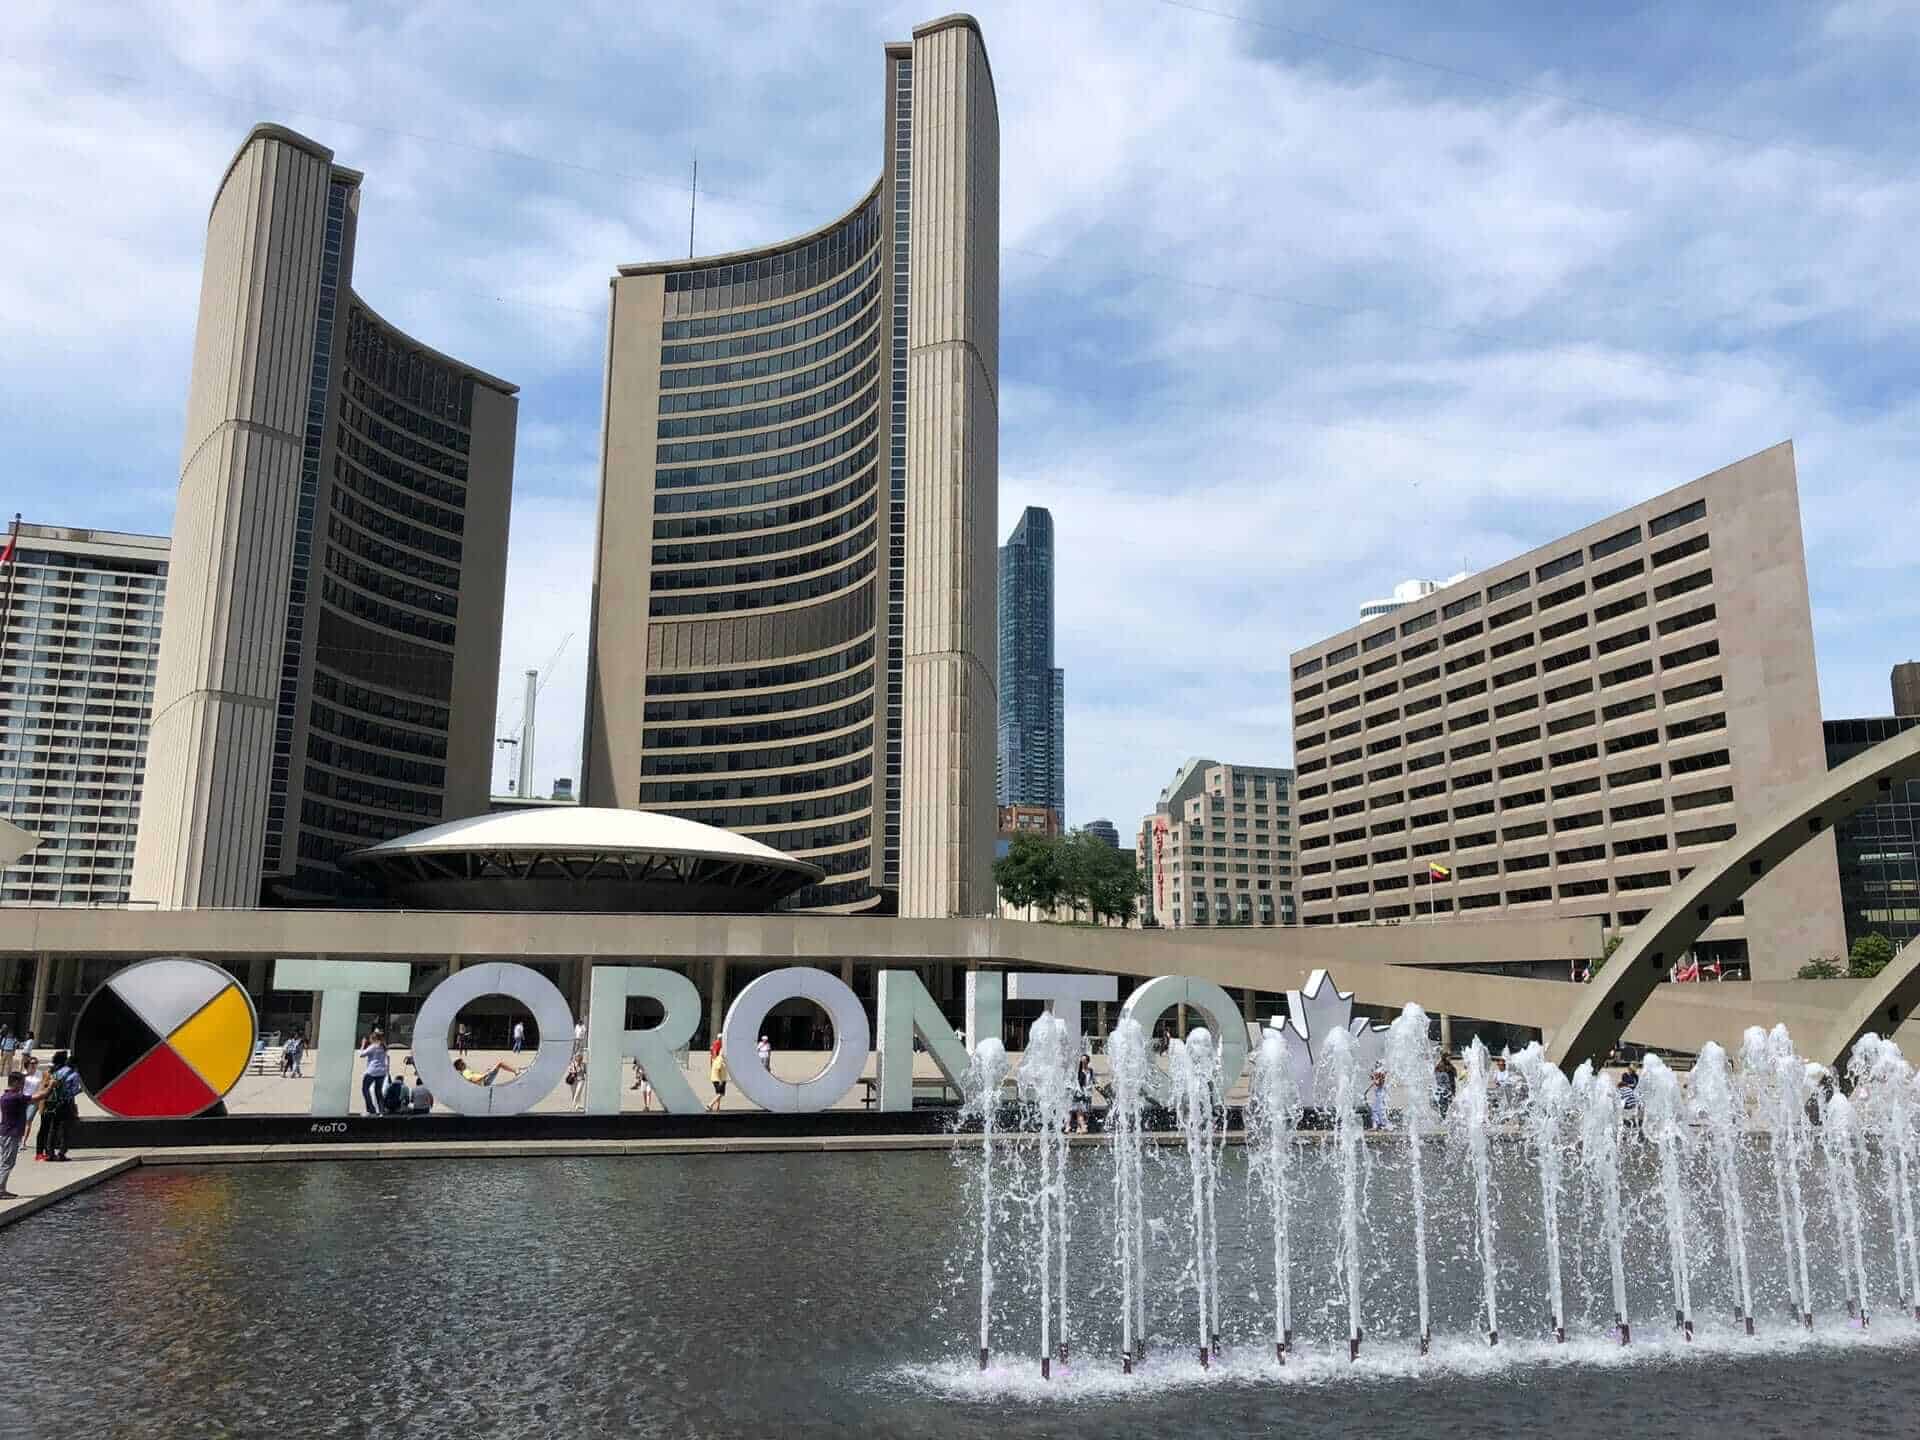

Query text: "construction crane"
[495, 631, 574, 796]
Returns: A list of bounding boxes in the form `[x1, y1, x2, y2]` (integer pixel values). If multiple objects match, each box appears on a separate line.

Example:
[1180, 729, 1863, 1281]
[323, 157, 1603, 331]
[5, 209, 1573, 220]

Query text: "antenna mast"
[688, 154, 698, 258]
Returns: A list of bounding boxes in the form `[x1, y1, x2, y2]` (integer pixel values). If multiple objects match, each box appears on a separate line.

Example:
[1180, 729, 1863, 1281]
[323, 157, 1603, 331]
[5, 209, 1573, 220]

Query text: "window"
[1556, 810, 1603, 832]
[1545, 676, 1595, 704]
[1547, 708, 1595, 736]
[1657, 603, 1716, 637]
[1490, 632, 1534, 660]
[1499, 755, 1544, 780]
[1594, 591, 1648, 624]
[1454, 798, 1496, 821]
[1363, 654, 1395, 676]
[1668, 747, 1729, 777]
[1559, 878, 1609, 899]
[1609, 762, 1661, 788]
[1543, 645, 1591, 674]
[1293, 657, 1324, 679]
[1600, 659, 1654, 688]
[1487, 601, 1532, 630]
[1592, 558, 1645, 591]
[1589, 525, 1642, 561]
[1610, 797, 1665, 823]
[1412, 808, 1448, 829]
[1613, 833, 1669, 857]
[1501, 787, 1545, 810]
[1507, 884, 1552, 904]
[1666, 711, 1726, 741]
[1445, 651, 1485, 676]
[1539, 612, 1590, 642]
[1452, 708, 1489, 730]
[1457, 859, 1499, 879]
[1406, 720, 1443, 743]
[1442, 592, 1483, 620]
[1537, 550, 1583, 582]
[1450, 738, 1492, 762]
[1454, 769, 1494, 790]
[1399, 610, 1437, 637]
[1602, 693, 1656, 722]
[1552, 775, 1602, 800]
[1365, 680, 1399, 702]
[1648, 497, 1706, 536]
[1457, 831, 1497, 851]
[1605, 727, 1659, 756]
[1557, 843, 1606, 866]
[1539, 581, 1587, 611]
[1550, 741, 1599, 767]
[1448, 678, 1487, 701]
[1503, 820, 1548, 842]
[1676, 824, 1737, 847]
[1672, 785, 1733, 811]
[1444, 623, 1484, 648]
[1409, 778, 1447, 801]
[1617, 869, 1673, 892]
[1368, 762, 1402, 782]
[1496, 693, 1541, 719]
[1493, 662, 1537, 689]
[1596, 624, 1650, 657]
[1362, 627, 1396, 653]
[1661, 639, 1720, 670]
[1404, 665, 1442, 690]
[1460, 892, 1502, 910]
[1412, 836, 1449, 857]
[1487, 572, 1530, 601]
[1653, 568, 1712, 603]
[1497, 724, 1541, 749]
[1326, 642, 1358, 664]
[1652, 533, 1709, 568]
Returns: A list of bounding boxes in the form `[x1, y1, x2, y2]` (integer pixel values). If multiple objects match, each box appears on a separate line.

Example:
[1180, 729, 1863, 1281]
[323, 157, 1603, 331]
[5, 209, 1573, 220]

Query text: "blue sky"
[6, 0, 1917, 836]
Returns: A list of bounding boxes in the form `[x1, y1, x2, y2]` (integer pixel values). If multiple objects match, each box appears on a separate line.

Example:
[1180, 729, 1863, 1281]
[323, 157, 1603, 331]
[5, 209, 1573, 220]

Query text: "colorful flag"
[1673, 956, 1701, 982]
[0, 533, 15, 570]
[1428, 862, 1451, 879]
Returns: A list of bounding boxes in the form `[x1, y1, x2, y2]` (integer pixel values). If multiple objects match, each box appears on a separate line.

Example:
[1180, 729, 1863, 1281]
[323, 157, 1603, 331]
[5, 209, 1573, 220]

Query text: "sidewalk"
[0, 1150, 138, 1227]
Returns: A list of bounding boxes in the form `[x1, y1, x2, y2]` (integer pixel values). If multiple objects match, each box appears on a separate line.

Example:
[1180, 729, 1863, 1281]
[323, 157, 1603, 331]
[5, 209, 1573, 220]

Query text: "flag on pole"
[1673, 956, 1701, 982]
[0, 532, 15, 570]
[1428, 862, 1451, 879]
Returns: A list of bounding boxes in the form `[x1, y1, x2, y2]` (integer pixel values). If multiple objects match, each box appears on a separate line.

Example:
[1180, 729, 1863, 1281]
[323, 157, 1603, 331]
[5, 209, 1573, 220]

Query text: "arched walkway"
[1548, 722, 1920, 1073]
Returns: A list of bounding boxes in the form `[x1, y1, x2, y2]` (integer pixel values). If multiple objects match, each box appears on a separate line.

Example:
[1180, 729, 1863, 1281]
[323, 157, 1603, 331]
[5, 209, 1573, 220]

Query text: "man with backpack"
[34, 1050, 79, 1163]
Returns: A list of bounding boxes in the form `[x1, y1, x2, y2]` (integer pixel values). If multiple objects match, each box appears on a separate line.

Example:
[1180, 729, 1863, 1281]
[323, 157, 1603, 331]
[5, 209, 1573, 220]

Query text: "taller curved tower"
[586, 15, 999, 916]
[133, 125, 517, 908]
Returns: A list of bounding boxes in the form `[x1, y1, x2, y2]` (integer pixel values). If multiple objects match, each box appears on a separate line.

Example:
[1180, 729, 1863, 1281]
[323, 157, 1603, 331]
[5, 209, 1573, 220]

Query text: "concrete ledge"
[0, 1153, 139, 1230]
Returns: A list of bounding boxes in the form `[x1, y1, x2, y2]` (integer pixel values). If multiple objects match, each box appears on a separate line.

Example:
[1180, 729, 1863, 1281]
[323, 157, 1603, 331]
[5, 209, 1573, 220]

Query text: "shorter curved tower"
[133, 125, 517, 907]
[585, 15, 999, 916]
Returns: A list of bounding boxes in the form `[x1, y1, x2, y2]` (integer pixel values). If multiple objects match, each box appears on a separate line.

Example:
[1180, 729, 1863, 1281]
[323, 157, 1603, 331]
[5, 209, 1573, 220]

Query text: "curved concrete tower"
[585, 15, 999, 916]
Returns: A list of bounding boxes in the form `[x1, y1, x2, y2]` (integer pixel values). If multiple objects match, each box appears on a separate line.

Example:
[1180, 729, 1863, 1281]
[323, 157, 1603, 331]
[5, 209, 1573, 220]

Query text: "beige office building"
[1138, 759, 1296, 928]
[1288, 441, 1844, 979]
[585, 16, 999, 917]
[132, 125, 517, 909]
[0, 524, 169, 906]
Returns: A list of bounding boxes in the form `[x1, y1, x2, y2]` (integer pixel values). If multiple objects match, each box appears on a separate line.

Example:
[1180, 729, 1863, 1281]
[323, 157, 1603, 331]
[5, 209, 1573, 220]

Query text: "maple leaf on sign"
[1267, 969, 1388, 1104]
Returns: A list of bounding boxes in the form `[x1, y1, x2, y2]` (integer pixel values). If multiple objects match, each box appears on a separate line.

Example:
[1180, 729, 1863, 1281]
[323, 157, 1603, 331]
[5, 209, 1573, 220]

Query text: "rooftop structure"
[345, 806, 823, 913]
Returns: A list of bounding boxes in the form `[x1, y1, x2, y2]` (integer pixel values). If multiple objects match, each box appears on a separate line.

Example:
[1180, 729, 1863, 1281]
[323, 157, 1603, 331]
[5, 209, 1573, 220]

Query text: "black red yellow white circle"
[72, 958, 258, 1118]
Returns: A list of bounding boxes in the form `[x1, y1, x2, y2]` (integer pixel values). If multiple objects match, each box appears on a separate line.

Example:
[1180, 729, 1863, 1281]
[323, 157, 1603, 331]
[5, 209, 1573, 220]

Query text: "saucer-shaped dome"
[344, 808, 824, 913]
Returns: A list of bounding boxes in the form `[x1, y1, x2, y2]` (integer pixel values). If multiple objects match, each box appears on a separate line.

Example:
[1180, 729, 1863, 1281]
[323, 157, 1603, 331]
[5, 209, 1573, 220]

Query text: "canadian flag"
[1673, 956, 1701, 983]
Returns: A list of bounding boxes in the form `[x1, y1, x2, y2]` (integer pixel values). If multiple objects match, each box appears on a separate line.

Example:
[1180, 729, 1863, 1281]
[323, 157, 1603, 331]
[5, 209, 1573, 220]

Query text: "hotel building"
[132, 125, 517, 909]
[0, 524, 168, 906]
[1139, 759, 1295, 928]
[584, 16, 1000, 917]
[1287, 442, 1844, 979]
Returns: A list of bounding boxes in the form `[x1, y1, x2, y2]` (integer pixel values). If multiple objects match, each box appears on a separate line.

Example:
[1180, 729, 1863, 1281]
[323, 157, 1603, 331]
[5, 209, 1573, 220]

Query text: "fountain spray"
[1107, 1018, 1150, 1372]
[1453, 1037, 1501, 1346]
[1573, 1061, 1631, 1343]
[1170, 1029, 1223, 1366]
[966, 1038, 1010, 1371]
[1385, 1005, 1436, 1354]
[1764, 1025, 1818, 1327]
[1251, 1026, 1301, 1363]
[1019, 1013, 1074, 1377]
[1814, 1070, 1872, 1329]
[1639, 1054, 1696, 1340]
[1849, 1035, 1920, 1321]
[1512, 1042, 1571, 1343]
[1319, 1025, 1368, 1360]
[1693, 1042, 1757, 1334]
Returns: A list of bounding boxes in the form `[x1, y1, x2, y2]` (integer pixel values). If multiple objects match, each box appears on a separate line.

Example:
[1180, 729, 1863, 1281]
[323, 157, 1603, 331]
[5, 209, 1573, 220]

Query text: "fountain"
[1511, 1041, 1571, 1343]
[1249, 1026, 1301, 1363]
[1692, 1041, 1756, 1333]
[1639, 1054, 1696, 1340]
[1169, 1028, 1223, 1366]
[1452, 1037, 1501, 1345]
[1384, 1004, 1436, 1354]
[1106, 1018, 1150, 1371]
[1017, 1012, 1075, 1376]
[1318, 1024, 1368, 1360]
[964, 1037, 1011, 1370]
[1571, 1060, 1631, 1343]
[950, 998, 1920, 1385]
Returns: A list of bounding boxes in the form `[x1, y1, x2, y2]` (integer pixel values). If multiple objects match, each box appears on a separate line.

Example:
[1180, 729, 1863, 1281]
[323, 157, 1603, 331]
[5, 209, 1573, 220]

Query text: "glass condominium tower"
[133, 125, 517, 908]
[997, 506, 1063, 819]
[585, 16, 1000, 917]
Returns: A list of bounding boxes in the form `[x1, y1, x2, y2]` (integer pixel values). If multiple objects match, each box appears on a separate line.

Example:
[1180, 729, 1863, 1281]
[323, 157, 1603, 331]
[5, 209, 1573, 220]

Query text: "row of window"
[319, 576, 455, 648]
[652, 443, 878, 517]
[329, 483, 465, 564]
[307, 699, 447, 761]
[332, 453, 466, 538]
[643, 638, 874, 699]
[655, 387, 877, 465]
[656, 413, 877, 491]
[660, 310, 881, 392]
[658, 329, 880, 417]
[324, 548, 457, 620]
[643, 662, 874, 724]
[343, 306, 477, 428]
[338, 396, 471, 483]
[339, 370, 471, 457]
[661, 245, 881, 342]
[647, 547, 875, 617]
[650, 521, 875, 594]
[642, 695, 873, 751]
[312, 668, 450, 733]
[656, 357, 880, 442]
[652, 496, 876, 569]
[638, 755, 872, 804]
[306, 734, 447, 790]
[335, 425, 471, 513]
[651, 470, 872, 543]
[659, 270, 880, 366]
[327, 513, 462, 591]
[660, 193, 879, 303]
[639, 723, 872, 778]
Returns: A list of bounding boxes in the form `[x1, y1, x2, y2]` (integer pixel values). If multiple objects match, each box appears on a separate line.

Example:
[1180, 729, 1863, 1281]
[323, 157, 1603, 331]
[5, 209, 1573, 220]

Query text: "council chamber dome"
[344, 807, 824, 913]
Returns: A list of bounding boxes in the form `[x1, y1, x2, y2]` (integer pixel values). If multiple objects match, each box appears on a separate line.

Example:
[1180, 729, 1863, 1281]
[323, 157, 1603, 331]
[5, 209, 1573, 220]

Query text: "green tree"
[992, 832, 1061, 919]
[1848, 932, 1898, 980]
[1797, 955, 1845, 980]
[1589, 931, 1624, 980]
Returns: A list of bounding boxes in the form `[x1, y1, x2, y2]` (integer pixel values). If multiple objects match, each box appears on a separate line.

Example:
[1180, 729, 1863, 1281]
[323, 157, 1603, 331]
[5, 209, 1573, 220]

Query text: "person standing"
[573, 1019, 587, 1057]
[756, 1034, 772, 1071]
[706, 1045, 729, 1112]
[1365, 1067, 1391, 1131]
[1432, 1055, 1457, 1117]
[358, 1029, 390, 1115]
[0, 1028, 14, 1074]
[35, 1051, 78, 1162]
[511, 1019, 526, 1055]
[0, 1071, 37, 1197]
[631, 1059, 653, 1112]
[283, 1032, 305, 1079]
[455, 1022, 470, 1058]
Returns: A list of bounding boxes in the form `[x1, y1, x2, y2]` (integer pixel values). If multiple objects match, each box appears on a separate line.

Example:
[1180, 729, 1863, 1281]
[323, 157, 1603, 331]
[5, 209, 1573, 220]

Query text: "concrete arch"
[1817, 935, 1920, 1070]
[1548, 722, 1920, 1073]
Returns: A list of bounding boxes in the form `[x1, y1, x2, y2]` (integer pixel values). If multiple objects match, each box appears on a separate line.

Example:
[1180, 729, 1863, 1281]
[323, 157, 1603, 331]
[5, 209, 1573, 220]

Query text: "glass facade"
[1826, 715, 1920, 950]
[289, 303, 481, 901]
[643, 193, 886, 911]
[996, 507, 1064, 818]
[0, 531, 168, 906]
